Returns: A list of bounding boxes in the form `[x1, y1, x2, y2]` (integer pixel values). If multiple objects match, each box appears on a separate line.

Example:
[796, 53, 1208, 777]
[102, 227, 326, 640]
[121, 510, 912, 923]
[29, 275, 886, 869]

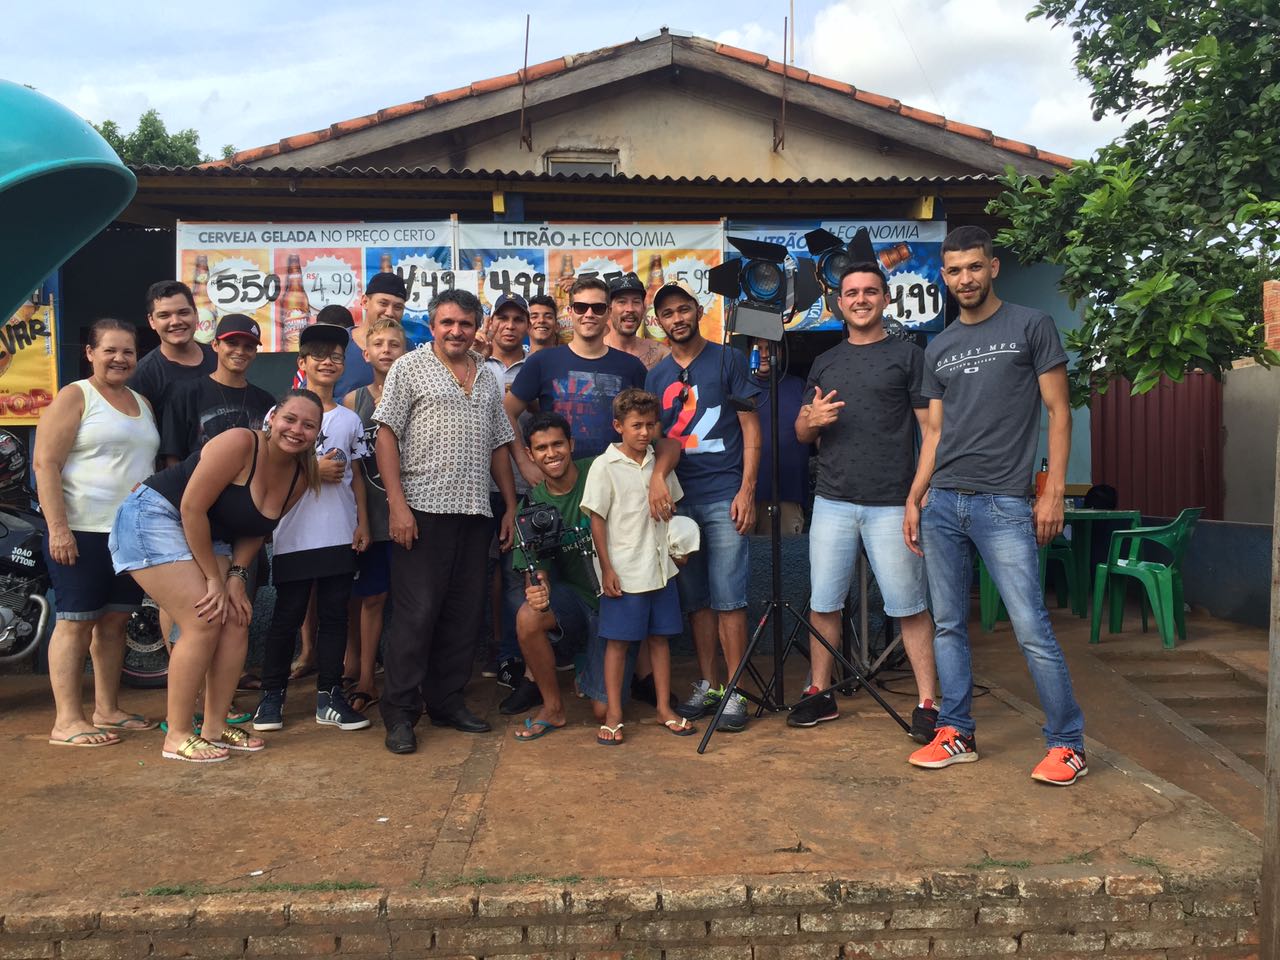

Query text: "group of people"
[36, 224, 1088, 785]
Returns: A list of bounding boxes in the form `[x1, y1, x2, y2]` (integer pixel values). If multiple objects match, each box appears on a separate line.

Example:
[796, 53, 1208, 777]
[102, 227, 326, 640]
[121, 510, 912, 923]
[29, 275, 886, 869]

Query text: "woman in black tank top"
[110, 390, 323, 763]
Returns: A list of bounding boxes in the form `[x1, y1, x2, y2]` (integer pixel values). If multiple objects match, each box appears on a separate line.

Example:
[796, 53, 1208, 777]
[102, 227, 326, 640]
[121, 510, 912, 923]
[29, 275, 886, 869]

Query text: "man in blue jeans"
[647, 280, 761, 732]
[903, 225, 1087, 786]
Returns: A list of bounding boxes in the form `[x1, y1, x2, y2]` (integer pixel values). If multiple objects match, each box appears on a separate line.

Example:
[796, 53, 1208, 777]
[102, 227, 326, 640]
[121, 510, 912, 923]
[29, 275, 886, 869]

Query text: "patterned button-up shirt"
[373, 346, 514, 516]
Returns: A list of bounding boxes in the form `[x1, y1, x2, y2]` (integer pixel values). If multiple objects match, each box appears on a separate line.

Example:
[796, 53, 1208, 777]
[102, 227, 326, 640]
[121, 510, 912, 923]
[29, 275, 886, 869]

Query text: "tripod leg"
[697, 602, 780, 754]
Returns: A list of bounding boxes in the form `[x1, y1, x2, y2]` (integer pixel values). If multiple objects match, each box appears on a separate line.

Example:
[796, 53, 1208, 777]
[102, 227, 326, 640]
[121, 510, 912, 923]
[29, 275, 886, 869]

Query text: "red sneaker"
[908, 725, 978, 768]
[1031, 746, 1088, 786]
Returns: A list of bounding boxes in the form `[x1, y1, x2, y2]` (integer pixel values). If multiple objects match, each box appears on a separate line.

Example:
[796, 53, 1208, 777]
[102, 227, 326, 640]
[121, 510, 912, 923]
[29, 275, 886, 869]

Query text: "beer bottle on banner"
[878, 243, 912, 271]
[380, 253, 393, 274]
[191, 255, 217, 343]
[472, 255, 492, 317]
[643, 254, 667, 341]
[554, 254, 575, 343]
[278, 254, 312, 351]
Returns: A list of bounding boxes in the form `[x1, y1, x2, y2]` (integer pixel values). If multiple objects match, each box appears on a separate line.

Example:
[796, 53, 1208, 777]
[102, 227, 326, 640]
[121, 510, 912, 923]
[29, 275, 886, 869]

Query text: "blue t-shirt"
[334, 338, 374, 401]
[753, 372, 811, 504]
[509, 345, 646, 458]
[646, 343, 762, 504]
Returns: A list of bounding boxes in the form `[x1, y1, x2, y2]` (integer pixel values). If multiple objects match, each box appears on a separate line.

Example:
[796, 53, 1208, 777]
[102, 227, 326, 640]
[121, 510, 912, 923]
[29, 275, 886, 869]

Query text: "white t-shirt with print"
[273, 404, 366, 556]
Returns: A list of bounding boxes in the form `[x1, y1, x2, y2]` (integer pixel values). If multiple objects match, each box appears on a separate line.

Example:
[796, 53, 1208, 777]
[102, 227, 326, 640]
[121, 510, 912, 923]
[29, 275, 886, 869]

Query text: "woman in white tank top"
[33, 319, 159, 748]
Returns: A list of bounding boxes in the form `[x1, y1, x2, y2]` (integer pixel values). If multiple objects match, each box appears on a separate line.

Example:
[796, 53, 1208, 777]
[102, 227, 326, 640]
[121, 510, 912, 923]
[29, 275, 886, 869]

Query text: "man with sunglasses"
[647, 280, 762, 733]
[506, 277, 649, 482]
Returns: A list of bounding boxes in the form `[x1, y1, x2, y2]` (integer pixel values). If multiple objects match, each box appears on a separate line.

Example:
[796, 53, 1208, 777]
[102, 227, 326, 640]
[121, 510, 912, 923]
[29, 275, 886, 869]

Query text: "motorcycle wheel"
[121, 601, 169, 689]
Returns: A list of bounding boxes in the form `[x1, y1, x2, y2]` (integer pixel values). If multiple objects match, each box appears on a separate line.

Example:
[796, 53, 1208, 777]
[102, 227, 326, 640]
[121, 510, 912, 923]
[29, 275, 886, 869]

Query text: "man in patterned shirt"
[373, 289, 518, 755]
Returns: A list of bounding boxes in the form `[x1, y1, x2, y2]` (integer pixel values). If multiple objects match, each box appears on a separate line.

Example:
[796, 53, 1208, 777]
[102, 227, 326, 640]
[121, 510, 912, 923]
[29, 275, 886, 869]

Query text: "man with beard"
[646, 280, 761, 733]
[903, 225, 1085, 786]
[374, 289, 517, 755]
[791, 263, 937, 741]
[605, 273, 668, 370]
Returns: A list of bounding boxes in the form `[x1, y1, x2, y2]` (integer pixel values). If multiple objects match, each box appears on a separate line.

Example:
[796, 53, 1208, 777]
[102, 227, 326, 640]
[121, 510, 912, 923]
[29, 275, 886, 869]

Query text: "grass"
[141, 880, 377, 898]
[1059, 850, 1095, 865]
[1128, 855, 1160, 869]
[965, 855, 1032, 871]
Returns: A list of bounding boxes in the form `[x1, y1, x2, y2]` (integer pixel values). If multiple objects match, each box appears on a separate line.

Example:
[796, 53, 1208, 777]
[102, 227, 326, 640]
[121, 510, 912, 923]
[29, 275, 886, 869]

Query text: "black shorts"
[44, 530, 143, 621]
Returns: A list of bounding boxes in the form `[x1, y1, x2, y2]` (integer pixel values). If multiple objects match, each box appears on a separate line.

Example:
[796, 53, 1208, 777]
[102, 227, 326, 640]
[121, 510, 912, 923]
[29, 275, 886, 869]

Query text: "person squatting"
[36, 226, 1086, 785]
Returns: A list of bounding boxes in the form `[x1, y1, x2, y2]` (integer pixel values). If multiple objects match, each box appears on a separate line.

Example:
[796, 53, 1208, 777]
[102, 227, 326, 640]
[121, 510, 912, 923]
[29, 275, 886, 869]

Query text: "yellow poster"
[1, 282, 60, 426]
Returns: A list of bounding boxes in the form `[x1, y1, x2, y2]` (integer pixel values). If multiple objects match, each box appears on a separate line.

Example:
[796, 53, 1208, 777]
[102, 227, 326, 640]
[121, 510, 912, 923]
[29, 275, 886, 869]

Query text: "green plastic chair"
[1089, 508, 1203, 649]
[978, 543, 1071, 631]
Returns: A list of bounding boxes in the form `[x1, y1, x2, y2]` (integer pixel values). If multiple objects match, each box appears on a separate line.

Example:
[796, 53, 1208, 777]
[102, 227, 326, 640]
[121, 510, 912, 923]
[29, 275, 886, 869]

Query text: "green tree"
[92, 109, 233, 166]
[989, 1, 1280, 404]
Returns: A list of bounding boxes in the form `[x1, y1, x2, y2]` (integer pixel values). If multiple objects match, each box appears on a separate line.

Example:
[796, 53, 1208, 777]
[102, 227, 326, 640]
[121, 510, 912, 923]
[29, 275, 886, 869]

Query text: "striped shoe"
[908, 725, 979, 769]
[316, 687, 371, 731]
[1031, 746, 1088, 786]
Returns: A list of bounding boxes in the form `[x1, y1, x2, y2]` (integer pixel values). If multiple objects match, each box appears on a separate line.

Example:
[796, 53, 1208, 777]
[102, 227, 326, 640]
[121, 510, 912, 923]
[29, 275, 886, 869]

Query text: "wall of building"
[1222, 281, 1280, 524]
[366, 77, 975, 181]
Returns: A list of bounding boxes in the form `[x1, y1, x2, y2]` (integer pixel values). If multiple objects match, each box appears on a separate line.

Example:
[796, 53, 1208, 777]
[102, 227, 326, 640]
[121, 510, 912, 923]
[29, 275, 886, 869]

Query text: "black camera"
[512, 502, 600, 595]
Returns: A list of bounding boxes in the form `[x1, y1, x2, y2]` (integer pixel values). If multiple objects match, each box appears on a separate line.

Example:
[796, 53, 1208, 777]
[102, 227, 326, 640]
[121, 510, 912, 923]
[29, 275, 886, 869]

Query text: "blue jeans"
[920, 488, 1085, 749]
[676, 500, 750, 612]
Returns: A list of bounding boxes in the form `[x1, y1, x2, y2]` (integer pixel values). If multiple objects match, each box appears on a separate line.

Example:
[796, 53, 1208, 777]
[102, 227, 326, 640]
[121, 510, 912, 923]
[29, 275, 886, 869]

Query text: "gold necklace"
[435, 346, 475, 395]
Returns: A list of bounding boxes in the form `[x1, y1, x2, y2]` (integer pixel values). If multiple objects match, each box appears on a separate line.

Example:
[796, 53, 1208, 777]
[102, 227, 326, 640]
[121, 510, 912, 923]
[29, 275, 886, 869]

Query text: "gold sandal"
[162, 734, 228, 763]
[218, 727, 265, 752]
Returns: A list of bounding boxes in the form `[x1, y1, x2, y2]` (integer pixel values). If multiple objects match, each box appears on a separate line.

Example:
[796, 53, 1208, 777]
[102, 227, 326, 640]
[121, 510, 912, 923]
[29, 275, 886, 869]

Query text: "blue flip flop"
[514, 717, 560, 742]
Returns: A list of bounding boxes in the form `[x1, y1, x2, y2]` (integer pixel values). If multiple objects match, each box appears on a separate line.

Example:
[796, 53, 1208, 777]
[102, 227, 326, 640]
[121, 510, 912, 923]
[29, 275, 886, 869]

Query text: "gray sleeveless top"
[353, 386, 390, 543]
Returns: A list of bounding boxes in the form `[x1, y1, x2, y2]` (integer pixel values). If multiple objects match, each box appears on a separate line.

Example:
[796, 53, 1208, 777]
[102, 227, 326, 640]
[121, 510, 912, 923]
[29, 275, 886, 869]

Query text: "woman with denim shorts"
[109, 389, 322, 763]
[33, 319, 160, 749]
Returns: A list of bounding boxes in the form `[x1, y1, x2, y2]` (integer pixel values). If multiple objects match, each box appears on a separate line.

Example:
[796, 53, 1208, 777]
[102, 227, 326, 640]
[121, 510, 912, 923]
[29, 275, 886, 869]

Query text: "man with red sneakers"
[792, 262, 938, 741]
[903, 226, 1086, 786]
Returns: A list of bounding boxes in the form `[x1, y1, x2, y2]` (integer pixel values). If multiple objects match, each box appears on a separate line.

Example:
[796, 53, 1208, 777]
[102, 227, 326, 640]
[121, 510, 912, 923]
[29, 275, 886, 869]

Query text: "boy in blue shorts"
[581, 388, 695, 745]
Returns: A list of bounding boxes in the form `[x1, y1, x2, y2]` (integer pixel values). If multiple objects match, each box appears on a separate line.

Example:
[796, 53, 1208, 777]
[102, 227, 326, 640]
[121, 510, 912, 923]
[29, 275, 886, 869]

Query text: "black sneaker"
[553, 644, 575, 672]
[499, 676, 543, 715]
[316, 686, 371, 731]
[496, 657, 524, 690]
[631, 672, 658, 707]
[252, 689, 285, 731]
[787, 687, 838, 727]
[909, 704, 940, 744]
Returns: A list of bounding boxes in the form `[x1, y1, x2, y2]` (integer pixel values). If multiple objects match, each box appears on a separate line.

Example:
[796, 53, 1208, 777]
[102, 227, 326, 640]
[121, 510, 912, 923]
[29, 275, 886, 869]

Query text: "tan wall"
[1223, 365, 1280, 524]
[366, 81, 973, 181]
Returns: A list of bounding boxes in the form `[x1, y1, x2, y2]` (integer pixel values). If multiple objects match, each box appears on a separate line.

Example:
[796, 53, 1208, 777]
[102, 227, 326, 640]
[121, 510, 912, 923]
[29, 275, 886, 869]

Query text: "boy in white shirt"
[581, 389, 695, 745]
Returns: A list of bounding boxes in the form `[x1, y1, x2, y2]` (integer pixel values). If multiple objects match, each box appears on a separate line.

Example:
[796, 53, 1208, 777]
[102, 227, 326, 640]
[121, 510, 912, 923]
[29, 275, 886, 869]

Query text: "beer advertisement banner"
[1, 275, 60, 427]
[725, 220, 948, 334]
[457, 222, 725, 342]
[175, 221, 454, 350]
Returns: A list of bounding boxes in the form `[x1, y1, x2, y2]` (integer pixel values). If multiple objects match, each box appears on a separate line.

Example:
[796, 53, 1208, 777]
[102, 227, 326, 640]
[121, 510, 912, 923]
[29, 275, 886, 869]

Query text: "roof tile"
[233, 144, 283, 164]
[331, 114, 379, 136]
[715, 43, 769, 67]
[991, 136, 1035, 158]
[899, 104, 945, 127]
[429, 84, 473, 106]
[521, 56, 568, 83]
[944, 119, 993, 142]
[1036, 149, 1075, 169]
[470, 71, 520, 95]
[378, 100, 428, 122]
[853, 89, 901, 111]
[279, 130, 330, 151]
[764, 60, 810, 82]
[807, 72, 855, 96]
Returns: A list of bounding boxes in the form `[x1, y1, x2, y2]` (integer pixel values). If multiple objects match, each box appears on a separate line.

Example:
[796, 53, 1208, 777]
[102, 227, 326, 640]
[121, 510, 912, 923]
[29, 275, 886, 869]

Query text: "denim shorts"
[808, 496, 928, 617]
[44, 530, 143, 620]
[675, 500, 750, 612]
[537, 582, 633, 706]
[598, 579, 683, 642]
[109, 485, 232, 574]
[353, 540, 391, 598]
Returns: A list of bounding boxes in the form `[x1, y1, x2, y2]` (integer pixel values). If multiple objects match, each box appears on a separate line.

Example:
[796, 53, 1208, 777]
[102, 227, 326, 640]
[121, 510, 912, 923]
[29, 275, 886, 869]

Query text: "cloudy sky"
[12, 0, 1128, 162]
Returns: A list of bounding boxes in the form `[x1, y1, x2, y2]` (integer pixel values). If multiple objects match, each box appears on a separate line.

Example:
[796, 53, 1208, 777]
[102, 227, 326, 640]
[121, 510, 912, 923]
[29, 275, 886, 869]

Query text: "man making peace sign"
[793, 262, 938, 741]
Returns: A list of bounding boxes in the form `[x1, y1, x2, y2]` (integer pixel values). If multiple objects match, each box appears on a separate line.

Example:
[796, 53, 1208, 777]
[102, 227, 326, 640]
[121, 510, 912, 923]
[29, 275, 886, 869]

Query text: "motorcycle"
[0, 429, 167, 686]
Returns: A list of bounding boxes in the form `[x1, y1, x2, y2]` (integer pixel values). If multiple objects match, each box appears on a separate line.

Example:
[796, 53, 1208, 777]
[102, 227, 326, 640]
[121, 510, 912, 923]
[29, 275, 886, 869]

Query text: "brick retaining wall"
[0, 867, 1261, 960]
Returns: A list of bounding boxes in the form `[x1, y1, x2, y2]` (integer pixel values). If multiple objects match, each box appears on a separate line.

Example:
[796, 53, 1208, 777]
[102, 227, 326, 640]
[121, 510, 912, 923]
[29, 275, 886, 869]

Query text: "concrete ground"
[0, 603, 1264, 903]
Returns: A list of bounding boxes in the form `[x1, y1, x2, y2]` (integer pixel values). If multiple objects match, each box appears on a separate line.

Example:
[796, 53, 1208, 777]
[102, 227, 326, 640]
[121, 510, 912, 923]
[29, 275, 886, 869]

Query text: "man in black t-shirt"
[161, 314, 275, 466]
[792, 262, 938, 740]
[128, 280, 216, 441]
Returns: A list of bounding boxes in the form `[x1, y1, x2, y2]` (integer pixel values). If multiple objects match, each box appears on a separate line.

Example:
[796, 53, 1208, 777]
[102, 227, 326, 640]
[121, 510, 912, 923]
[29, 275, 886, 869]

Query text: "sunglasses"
[674, 365, 691, 406]
[570, 300, 608, 316]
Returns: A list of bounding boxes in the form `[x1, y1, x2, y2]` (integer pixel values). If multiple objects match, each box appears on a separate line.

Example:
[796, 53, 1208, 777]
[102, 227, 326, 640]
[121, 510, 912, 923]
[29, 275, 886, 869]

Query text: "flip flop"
[225, 711, 252, 725]
[160, 715, 202, 736]
[596, 723, 624, 746]
[348, 690, 379, 712]
[514, 717, 561, 742]
[50, 731, 121, 748]
[663, 717, 697, 737]
[95, 713, 157, 731]
[162, 734, 228, 763]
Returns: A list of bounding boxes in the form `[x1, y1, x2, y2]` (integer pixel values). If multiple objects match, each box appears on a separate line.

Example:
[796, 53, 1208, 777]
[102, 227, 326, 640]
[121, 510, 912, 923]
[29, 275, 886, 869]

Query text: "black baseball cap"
[316, 304, 354, 329]
[214, 313, 262, 345]
[298, 323, 350, 349]
[609, 272, 645, 300]
[365, 271, 408, 300]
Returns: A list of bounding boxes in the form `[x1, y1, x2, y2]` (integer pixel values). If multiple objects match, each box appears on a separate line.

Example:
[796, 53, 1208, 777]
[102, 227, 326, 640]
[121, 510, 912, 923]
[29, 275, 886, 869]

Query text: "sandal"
[162, 734, 228, 763]
[218, 727, 265, 752]
[94, 713, 157, 731]
[663, 717, 697, 737]
[49, 730, 121, 748]
[515, 717, 561, 741]
[596, 723, 624, 746]
[347, 690, 378, 712]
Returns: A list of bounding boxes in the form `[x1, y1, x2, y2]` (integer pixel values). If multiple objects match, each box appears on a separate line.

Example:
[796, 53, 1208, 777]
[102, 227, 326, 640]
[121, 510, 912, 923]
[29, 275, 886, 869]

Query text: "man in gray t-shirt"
[903, 226, 1086, 787]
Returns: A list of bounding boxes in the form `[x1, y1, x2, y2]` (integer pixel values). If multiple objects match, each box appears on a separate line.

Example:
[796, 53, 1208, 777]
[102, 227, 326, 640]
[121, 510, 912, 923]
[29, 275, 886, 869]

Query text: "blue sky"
[13, 0, 1127, 161]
